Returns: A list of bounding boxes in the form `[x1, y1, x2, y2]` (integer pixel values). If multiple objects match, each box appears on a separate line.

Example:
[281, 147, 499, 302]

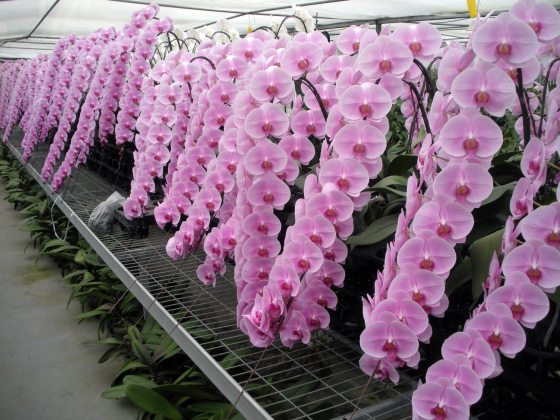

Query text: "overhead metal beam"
[109, 0, 329, 19]
[0, 0, 60, 48]
[191, 0, 349, 30]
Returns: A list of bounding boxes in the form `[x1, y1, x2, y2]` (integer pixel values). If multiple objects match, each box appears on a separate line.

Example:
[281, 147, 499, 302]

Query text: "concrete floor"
[0, 187, 137, 419]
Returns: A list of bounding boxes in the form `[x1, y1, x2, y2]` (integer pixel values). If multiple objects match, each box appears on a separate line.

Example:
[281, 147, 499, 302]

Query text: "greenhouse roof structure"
[2, 0, 559, 59]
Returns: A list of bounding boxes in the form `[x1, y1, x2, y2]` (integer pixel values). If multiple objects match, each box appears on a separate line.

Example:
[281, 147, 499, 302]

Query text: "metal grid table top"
[7, 130, 415, 420]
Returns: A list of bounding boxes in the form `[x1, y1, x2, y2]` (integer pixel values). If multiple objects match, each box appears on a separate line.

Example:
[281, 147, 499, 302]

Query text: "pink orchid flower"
[244, 103, 290, 139]
[357, 35, 413, 79]
[338, 83, 392, 121]
[332, 120, 386, 162]
[291, 109, 326, 138]
[441, 330, 496, 379]
[397, 229, 457, 275]
[412, 195, 475, 243]
[439, 108, 503, 160]
[282, 237, 324, 274]
[278, 134, 315, 165]
[509, 177, 534, 219]
[393, 22, 442, 62]
[466, 303, 526, 358]
[280, 309, 311, 348]
[281, 41, 323, 77]
[425, 355, 483, 405]
[472, 12, 538, 65]
[242, 209, 282, 237]
[336, 25, 377, 55]
[451, 62, 516, 117]
[244, 141, 288, 176]
[502, 239, 560, 291]
[486, 271, 549, 327]
[246, 173, 291, 209]
[432, 162, 493, 209]
[269, 263, 300, 298]
[520, 203, 560, 249]
[249, 66, 294, 103]
[511, 0, 560, 41]
[318, 158, 370, 197]
[360, 312, 419, 363]
[370, 292, 429, 336]
[359, 355, 400, 384]
[412, 378, 470, 420]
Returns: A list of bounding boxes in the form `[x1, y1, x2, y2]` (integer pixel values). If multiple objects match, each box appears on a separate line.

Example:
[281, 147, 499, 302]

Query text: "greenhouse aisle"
[0, 187, 136, 419]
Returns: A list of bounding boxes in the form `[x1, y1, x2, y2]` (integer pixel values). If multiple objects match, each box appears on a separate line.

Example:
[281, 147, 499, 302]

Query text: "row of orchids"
[1, 1, 560, 418]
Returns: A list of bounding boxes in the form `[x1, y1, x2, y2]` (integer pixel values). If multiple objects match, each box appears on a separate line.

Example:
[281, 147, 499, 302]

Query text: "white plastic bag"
[88, 192, 125, 233]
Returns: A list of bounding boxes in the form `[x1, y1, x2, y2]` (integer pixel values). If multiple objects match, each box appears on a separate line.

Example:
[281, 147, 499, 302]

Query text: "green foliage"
[0, 145, 236, 420]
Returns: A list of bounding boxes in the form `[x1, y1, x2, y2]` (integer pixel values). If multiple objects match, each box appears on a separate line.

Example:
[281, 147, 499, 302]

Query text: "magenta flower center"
[359, 103, 371, 118]
[474, 91, 490, 105]
[317, 296, 327, 307]
[266, 85, 278, 96]
[353, 143, 366, 154]
[258, 271, 269, 280]
[298, 258, 310, 270]
[529, 21, 542, 34]
[205, 202, 214, 210]
[412, 291, 425, 305]
[547, 231, 560, 246]
[263, 192, 274, 203]
[244, 50, 254, 59]
[258, 248, 269, 257]
[280, 281, 292, 293]
[190, 175, 198, 183]
[379, 59, 392, 72]
[352, 41, 360, 52]
[227, 163, 236, 172]
[262, 122, 273, 134]
[455, 184, 470, 198]
[310, 233, 322, 245]
[409, 41, 422, 53]
[464, 137, 478, 151]
[309, 317, 320, 328]
[323, 276, 333, 287]
[382, 340, 398, 358]
[437, 223, 451, 235]
[526, 267, 542, 283]
[420, 258, 434, 270]
[216, 183, 225, 193]
[291, 149, 301, 159]
[306, 124, 316, 134]
[324, 251, 335, 260]
[257, 223, 268, 234]
[511, 303, 524, 321]
[164, 214, 172, 222]
[229, 69, 238, 78]
[337, 177, 350, 191]
[220, 94, 230, 102]
[430, 406, 446, 420]
[488, 333, 502, 350]
[228, 238, 237, 246]
[528, 159, 541, 174]
[496, 42, 512, 58]
[325, 208, 337, 219]
[261, 159, 273, 170]
[298, 58, 310, 70]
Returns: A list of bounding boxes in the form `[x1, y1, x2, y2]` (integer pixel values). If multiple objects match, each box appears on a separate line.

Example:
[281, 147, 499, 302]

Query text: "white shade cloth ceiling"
[1, 0, 559, 59]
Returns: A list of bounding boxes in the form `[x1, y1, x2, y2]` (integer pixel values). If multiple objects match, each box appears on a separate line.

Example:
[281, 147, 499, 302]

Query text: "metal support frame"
[5, 141, 273, 420]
